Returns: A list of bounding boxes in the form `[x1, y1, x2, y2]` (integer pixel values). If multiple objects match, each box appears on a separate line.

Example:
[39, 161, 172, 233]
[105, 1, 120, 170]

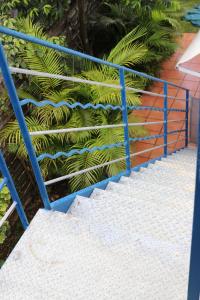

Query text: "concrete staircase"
[0, 148, 196, 300]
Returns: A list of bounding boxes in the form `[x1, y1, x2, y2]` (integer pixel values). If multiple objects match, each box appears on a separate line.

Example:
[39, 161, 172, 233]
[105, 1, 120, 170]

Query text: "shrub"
[0, 179, 11, 244]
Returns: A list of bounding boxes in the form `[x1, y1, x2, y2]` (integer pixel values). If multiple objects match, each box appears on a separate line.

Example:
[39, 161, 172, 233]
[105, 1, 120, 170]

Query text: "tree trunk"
[49, 0, 101, 54]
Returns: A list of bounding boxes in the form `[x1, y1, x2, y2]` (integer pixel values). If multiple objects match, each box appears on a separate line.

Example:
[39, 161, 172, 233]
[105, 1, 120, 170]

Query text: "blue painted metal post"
[185, 89, 189, 147]
[164, 82, 168, 157]
[187, 106, 200, 300]
[0, 43, 51, 210]
[119, 68, 131, 173]
[0, 151, 29, 229]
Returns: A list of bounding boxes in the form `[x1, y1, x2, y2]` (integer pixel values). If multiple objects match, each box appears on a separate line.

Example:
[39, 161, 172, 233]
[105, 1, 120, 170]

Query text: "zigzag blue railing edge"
[37, 142, 126, 162]
[127, 106, 186, 112]
[0, 177, 8, 191]
[169, 108, 186, 112]
[20, 100, 187, 113]
[38, 131, 184, 161]
[20, 99, 124, 111]
[128, 106, 164, 112]
[129, 134, 164, 142]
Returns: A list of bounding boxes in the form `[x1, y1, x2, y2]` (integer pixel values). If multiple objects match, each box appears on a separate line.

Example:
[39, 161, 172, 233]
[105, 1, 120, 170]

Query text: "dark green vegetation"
[0, 182, 11, 244]
[179, 0, 200, 32]
[0, 0, 197, 257]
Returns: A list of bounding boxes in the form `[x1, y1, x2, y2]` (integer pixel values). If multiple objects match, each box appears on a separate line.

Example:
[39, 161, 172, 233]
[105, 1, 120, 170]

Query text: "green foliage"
[0, 18, 148, 192]
[0, 0, 71, 30]
[0, 180, 11, 244]
[91, 0, 180, 66]
[0, 259, 5, 268]
[0, 17, 66, 68]
[0, 0, 184, 193]
[177, 0, 199, 33]
[0, 90, 10, 115]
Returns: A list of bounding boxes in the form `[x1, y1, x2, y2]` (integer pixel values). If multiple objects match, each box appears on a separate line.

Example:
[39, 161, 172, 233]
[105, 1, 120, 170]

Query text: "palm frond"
[108, 26, 148, 64]
[14, 18, 67, 93]
[63, 149, 104, 192]
[0, 117, 52, 157]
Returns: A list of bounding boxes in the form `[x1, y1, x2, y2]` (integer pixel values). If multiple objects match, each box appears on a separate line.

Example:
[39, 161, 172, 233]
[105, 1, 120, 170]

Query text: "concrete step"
[0, 147, 196, 300]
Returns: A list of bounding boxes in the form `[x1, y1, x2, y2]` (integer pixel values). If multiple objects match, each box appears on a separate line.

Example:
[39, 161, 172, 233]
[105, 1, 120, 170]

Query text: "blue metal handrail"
[0, 26, 189, 213]
[187, 105, 200, 300]
[0, 25, 188, 90]
[0, 151, 28, 230]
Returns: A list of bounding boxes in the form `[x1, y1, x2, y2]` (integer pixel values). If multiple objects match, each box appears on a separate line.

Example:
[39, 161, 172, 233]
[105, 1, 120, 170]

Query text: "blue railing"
[0, 151, 28, 230]
[1, 26, 197, 299]
[187, 105, 200, 300]
[0, 26, 189, 213]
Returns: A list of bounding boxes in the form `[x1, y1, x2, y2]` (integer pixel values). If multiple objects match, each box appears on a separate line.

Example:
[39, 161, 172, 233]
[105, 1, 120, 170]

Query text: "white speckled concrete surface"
[0, 148, 196, 299]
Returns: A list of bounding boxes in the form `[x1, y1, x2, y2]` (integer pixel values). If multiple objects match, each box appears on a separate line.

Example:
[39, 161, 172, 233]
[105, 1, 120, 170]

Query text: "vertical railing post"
[187, 105, 200, 300]
[164, 82, 168, 157]
[119, 68, 131, 173]
[185, 89, 189, 147]
[0, 151, 29, 229]
[0, 43, 51, 210]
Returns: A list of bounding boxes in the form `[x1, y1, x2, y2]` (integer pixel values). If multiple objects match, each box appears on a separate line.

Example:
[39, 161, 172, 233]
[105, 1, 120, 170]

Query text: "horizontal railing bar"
[10, 67, 122, 89]
[130, 137, 186, 158]
[0, 26, 188, 91]
[127, 106, 164, 112]
[167, 138, 185, 146]
[130, 144, 166, 157]
[29, 124, 125, 136]
[20, 99, 124, 110]
[0, 27, 121, 70]
[10, 70, 188, 101]
[129, 134, 164, 142]
[126, 87, 165, 97]
[168, 96, 186, 101]
[44, 156, 128, 186]
[169, 108, 186, 112]
[168, 129, 186, 135]
[37, 142, 126, 162]
[123, 66, 188, 90]
[129, 119, 185, 129]
[0, 201, 17, 228]
[127, 87, 187, 100]
[38, 131, 185, 162]
[168, 119, 186, 123]
[0, 177, 8, 191]
[129, 121, 165, 126]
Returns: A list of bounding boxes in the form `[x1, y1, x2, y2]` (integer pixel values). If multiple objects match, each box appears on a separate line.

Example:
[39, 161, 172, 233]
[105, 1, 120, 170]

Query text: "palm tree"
[90, 0, 181, 61]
